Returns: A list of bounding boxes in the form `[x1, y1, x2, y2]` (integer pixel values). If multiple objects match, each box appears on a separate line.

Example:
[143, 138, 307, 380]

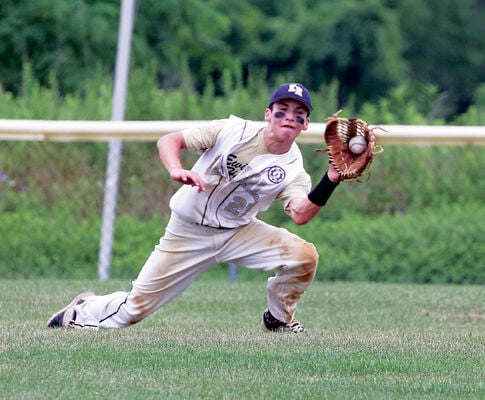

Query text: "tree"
[299, 0, 406, 107]
[386, 0, 485, 116]
[0, 0, 483, 119]
[210, 0, 406, 107]
[136, 0, 238, 91]
[0, 0, 121, 95]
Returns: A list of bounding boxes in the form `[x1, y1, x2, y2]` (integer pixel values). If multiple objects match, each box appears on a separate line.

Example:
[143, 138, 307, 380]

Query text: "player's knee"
[296, 241, 318, 282]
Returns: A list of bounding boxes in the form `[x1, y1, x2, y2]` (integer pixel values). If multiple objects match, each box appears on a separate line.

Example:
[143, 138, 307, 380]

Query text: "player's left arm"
[286, 165, 340, 225]
[286, 197, 321, 225]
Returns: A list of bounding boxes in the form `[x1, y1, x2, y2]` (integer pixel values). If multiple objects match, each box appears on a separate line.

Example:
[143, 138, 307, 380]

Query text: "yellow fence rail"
[0, 119, 484, 145]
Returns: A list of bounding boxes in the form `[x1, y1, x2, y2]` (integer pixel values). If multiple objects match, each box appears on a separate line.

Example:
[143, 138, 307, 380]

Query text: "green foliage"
[1, 0, 484, 118]
[110, 214, 168, 279]
[359, 82, 445, 124]
[136, 0, 237, 91]
[454, 83, 485, 126]
[304, 0, 406, 104]
[388, 0, 485, 116]
[0, 71, 484, 283]
[1, 201, 483, 284]
[285, 203, 485, 284]
[0, 0, 120, 94]
[0, 141, 108, 217]
[0, 208, 100, 278]
[0, 64, 113, 120]
[291, 143, 484, 219]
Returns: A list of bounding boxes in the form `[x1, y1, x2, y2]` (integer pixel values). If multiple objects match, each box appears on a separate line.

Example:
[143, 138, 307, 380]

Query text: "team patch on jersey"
[267, 166, 286, 184]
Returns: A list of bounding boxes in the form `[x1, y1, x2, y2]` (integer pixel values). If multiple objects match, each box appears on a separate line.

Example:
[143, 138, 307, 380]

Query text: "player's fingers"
[170, 169, 187, 183]
[172, 170, 205, 192]
[189, 173, 205, 192]
[196, 181, 205, 192]
[185, 172, 203, 192]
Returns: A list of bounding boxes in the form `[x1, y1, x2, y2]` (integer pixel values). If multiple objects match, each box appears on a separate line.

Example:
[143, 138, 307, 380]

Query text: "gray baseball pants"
[70, 213, 318, 329]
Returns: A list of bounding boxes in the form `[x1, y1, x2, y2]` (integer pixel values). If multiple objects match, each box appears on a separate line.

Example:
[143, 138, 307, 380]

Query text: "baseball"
[348, 135, 367, 155]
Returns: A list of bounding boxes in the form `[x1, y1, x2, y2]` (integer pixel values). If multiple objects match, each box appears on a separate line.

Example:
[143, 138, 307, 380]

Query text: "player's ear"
[302, 115, 310, 130]
[264, 108, 272, 121]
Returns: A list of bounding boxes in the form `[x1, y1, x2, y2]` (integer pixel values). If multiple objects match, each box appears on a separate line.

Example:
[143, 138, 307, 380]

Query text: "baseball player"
[47, 83, 341, 333]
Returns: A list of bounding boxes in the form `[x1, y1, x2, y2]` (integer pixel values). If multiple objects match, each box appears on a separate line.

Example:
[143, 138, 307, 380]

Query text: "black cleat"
[261, 308, 306, 333]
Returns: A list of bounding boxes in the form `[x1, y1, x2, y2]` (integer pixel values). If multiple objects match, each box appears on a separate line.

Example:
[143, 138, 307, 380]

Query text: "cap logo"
[268, 82, 312, 112]
[288, 84, 303, 97]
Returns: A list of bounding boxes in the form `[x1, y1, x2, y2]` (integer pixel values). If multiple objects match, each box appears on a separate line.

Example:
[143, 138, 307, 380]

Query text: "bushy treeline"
[0, 202, 483, 284]
[0, 74, 484, 283]
[1, 0, 484, 120]
[286, 203, 484, 284]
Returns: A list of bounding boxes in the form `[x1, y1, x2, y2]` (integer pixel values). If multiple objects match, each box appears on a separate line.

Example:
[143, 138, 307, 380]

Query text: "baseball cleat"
[46, 290, 95, 328]
[261, 308, 306, 333]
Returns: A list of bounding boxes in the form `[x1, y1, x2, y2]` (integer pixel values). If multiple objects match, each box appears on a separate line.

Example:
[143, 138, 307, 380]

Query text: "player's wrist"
[327, 168, 340, 183]
[308, 172, 340, 207]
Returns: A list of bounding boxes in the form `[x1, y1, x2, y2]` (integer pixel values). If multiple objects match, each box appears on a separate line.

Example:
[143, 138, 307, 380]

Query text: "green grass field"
[1, 279, 483, 399]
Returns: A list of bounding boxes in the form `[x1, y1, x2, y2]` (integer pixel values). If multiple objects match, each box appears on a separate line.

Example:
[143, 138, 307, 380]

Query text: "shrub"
[284, 202, 484, 284]
[1, 73, 484, 283]
[1, 203, 483, 284]
[0, 208, 99, 278]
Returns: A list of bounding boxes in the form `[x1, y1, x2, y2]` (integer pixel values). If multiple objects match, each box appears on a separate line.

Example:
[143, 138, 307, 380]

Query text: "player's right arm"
[156, 132, 206, 192]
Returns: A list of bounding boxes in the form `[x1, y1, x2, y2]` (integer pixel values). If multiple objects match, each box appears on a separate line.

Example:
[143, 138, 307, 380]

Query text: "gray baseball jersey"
[170, 115, 311, 228]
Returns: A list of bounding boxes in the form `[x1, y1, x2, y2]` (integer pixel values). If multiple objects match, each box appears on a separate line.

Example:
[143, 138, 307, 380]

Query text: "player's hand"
[327, 164, 340, 183]
[169, 168, 206, 192]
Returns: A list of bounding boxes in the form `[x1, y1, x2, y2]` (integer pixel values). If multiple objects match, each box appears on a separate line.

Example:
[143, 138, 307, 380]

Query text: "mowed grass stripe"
[1, 279, 484, 399]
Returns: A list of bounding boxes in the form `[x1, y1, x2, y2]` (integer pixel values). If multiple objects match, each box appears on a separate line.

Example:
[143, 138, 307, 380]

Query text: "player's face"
[265, 100, 310, 140]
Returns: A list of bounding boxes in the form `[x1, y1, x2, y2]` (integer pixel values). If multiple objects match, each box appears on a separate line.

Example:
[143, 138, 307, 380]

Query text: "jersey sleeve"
[181, 119, 228, 153]
[277, 171, 312, 210]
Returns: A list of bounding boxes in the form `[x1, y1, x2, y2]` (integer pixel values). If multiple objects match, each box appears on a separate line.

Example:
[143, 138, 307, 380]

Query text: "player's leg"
[47, 214, 219, 329]
[70, 247, 217, 329]
[219, 219, 318, 330]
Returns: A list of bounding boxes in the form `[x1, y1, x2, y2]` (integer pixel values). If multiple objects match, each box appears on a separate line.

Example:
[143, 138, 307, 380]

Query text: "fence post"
[98, 0, 136, 281]
[228, 263, 238, 282]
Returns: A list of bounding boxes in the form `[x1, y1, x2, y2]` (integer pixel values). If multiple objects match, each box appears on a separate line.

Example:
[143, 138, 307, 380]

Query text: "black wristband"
[308, 172, 340, 206]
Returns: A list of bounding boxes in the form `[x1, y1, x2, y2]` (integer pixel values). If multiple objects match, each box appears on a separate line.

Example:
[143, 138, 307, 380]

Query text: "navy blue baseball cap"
[268, 83, 313, 114]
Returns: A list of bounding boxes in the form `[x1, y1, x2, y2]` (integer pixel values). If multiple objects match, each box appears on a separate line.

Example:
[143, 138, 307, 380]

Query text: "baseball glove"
[319, 110, 383, 181]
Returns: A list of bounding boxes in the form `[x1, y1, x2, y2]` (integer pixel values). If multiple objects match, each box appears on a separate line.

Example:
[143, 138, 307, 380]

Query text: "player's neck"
[263, 127, 293, 154]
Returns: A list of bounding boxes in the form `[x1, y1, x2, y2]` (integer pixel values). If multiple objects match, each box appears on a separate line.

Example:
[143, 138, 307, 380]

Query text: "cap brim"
[270, 96, 312, 112]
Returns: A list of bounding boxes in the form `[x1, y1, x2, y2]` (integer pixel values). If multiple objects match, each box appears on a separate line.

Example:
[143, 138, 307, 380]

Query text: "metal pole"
[98, 0, 136, 281]
[228, 263, 238, 282]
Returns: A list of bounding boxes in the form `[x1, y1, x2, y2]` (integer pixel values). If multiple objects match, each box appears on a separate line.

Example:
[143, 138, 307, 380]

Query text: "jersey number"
[224, 196, 247, 216]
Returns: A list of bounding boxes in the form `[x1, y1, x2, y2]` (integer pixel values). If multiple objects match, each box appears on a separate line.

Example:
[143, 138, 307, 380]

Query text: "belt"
[172, 213, 232, 230]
